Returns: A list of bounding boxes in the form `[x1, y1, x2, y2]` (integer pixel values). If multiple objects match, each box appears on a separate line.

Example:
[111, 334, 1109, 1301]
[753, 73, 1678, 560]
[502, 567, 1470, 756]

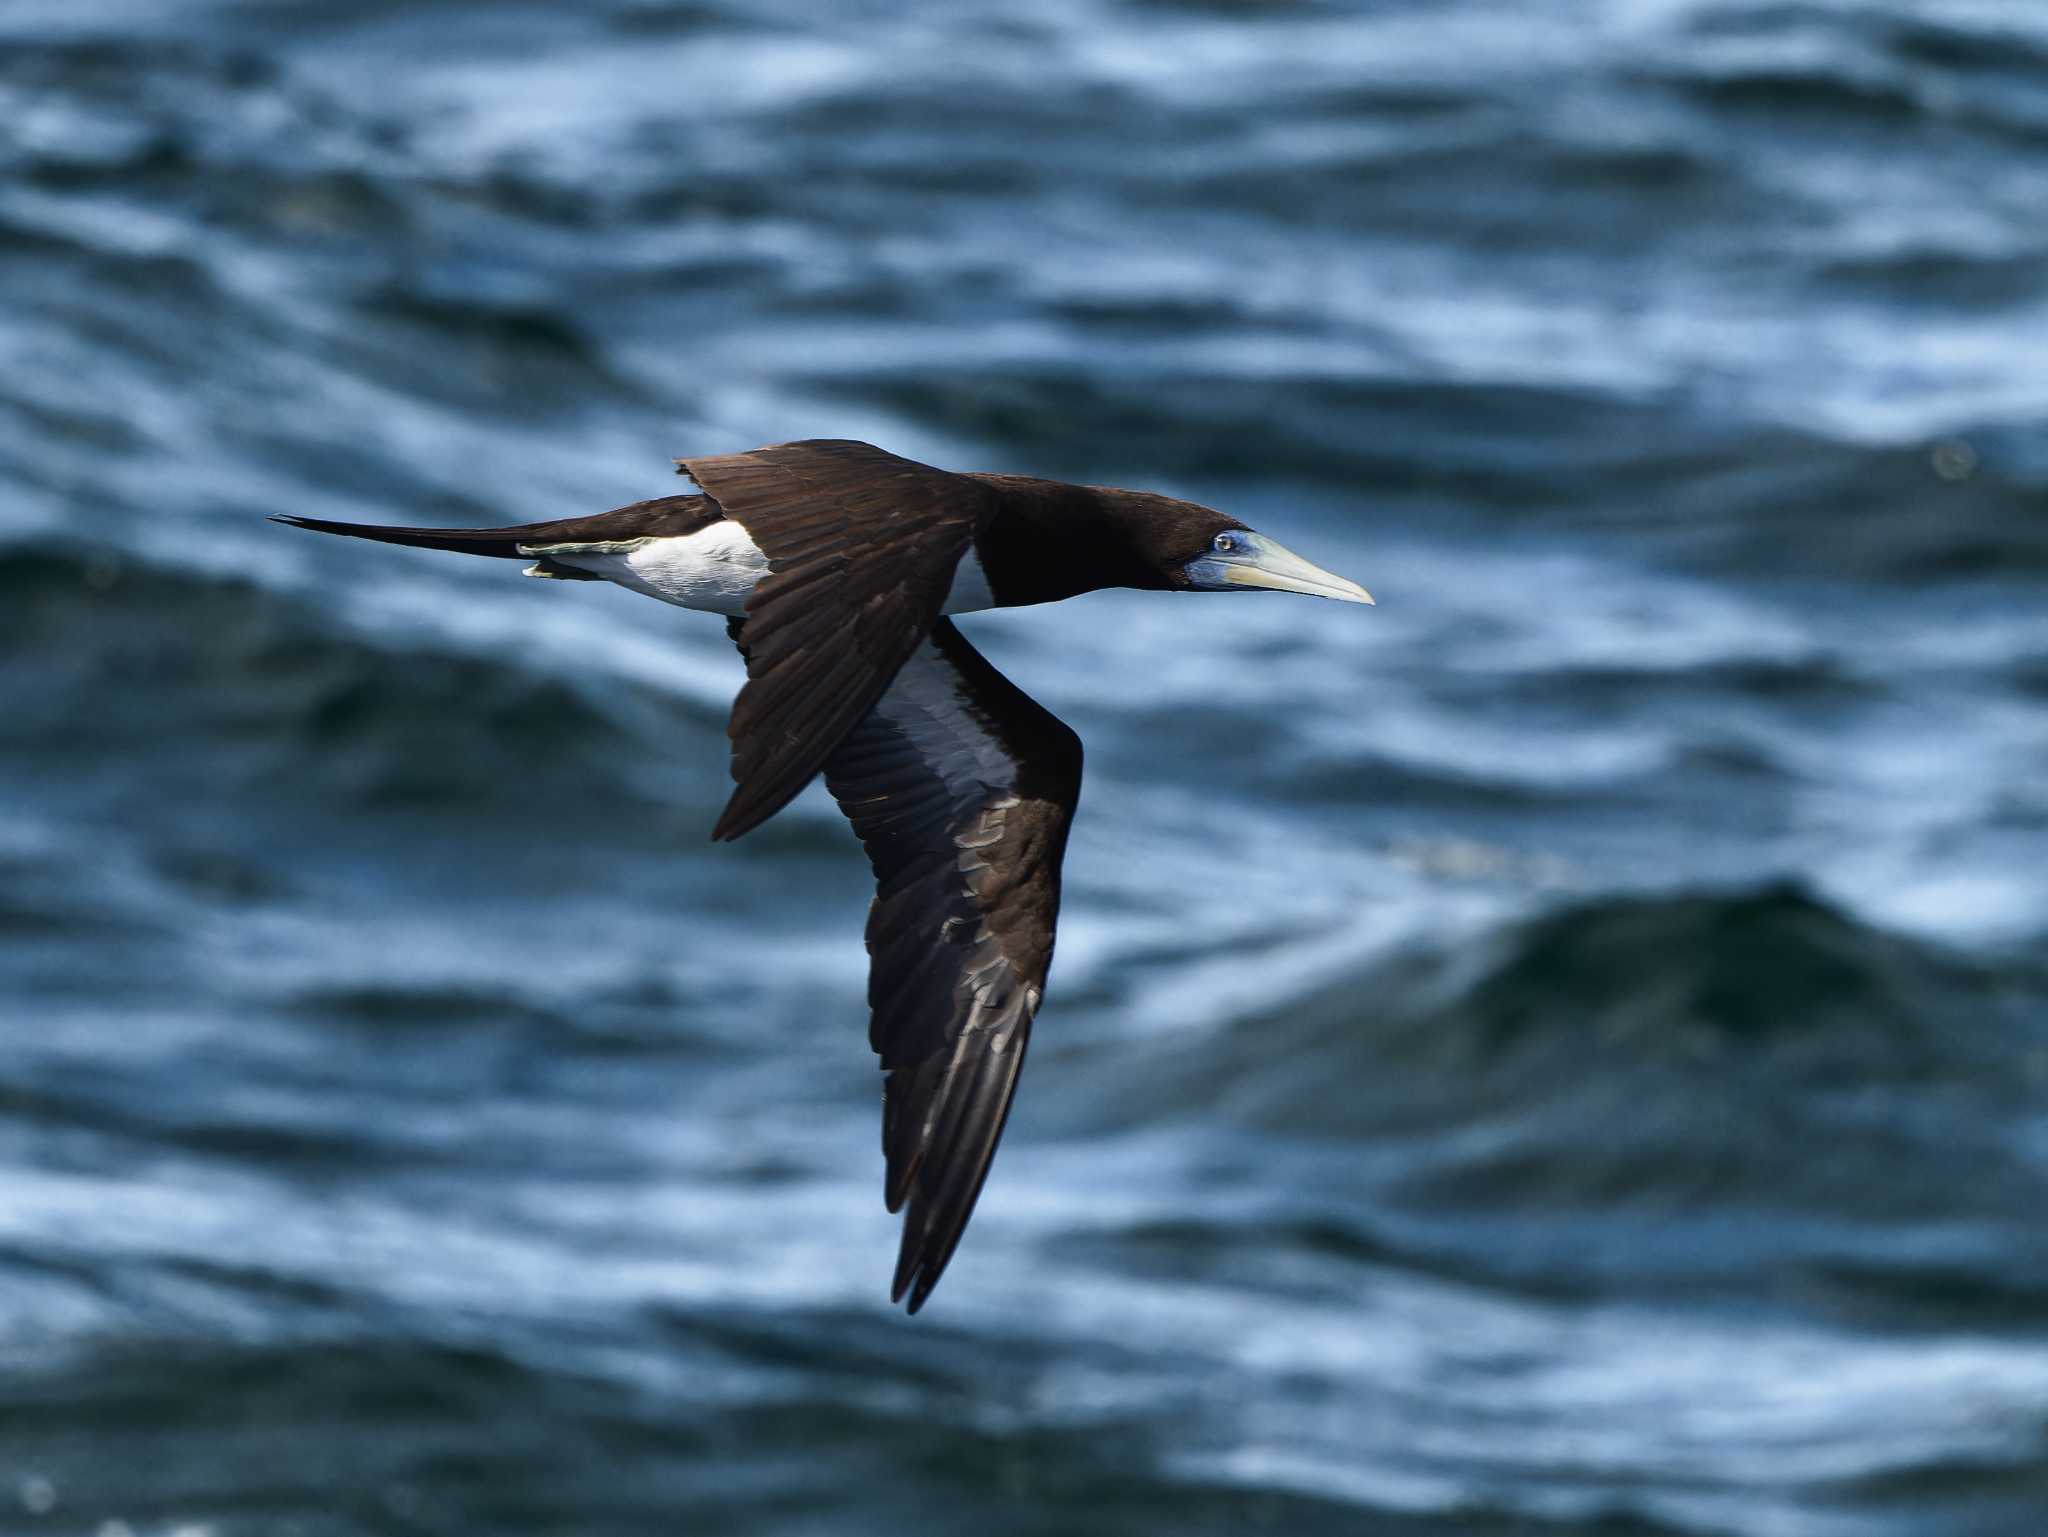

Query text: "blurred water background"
[4, 1, 2048, 1533]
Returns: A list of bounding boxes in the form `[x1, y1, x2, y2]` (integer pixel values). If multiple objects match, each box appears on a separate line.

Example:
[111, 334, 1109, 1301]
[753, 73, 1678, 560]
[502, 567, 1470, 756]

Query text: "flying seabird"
[276, 439, 1372, 1311]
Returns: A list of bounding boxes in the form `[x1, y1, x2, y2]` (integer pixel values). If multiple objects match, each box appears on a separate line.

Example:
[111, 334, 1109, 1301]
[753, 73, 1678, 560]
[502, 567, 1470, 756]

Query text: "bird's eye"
[1212, 532, 1237, 553]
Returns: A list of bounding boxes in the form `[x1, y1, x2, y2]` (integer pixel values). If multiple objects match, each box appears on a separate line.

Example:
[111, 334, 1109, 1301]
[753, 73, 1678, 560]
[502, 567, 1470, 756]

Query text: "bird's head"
[1105, 491, 1375, 605]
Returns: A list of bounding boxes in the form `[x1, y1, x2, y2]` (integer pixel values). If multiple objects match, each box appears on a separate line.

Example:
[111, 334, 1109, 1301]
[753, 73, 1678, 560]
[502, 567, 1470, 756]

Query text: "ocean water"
[4, 1, 2047, 1532]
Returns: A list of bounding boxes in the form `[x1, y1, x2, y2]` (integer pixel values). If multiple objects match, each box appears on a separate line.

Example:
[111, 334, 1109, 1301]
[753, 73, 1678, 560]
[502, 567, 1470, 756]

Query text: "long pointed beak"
[1185, 532, 1375, 605]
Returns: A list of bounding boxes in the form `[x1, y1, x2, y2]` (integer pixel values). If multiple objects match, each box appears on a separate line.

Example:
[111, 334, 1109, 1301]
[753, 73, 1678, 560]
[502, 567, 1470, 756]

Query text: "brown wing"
[791, 618, 1081, 1312]
[681, 440, 992, 842]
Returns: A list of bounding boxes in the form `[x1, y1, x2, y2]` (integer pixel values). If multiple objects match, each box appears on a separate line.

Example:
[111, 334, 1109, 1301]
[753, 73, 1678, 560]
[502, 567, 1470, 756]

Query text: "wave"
[1667, 7, 2048, 142]
[812, 363, 1665, 494]
[0, 546, 722, 824]
[1649, 61, 1923, 128]
[1108, 882, 2048, 1209]
[349, 287, 644, 411]
[4, 1316, 1712, 1537]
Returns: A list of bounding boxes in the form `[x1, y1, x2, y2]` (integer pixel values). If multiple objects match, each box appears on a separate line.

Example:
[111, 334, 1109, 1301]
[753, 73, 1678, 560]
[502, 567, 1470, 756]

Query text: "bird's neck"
[967, 475, 1152, 606]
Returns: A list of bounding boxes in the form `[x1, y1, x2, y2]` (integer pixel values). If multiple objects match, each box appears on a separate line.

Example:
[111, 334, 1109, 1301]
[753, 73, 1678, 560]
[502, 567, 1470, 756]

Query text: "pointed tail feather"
[269, 513, 544, 559]
[270, 494, 721, 560]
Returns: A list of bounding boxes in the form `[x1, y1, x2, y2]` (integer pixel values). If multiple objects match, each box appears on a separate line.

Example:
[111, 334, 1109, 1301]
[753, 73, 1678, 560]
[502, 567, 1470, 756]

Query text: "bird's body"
[276, 439, 1371, 1310]
[531, 514, 1002, 619]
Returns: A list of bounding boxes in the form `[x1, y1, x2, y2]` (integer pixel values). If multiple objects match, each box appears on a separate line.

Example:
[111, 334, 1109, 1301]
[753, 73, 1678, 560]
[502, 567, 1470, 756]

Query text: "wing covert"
[682, 440, 991, 841]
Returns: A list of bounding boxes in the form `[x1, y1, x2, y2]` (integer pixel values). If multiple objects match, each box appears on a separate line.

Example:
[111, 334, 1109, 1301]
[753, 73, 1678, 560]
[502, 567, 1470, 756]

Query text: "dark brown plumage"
[681, 441, 992, 841]
[275, 438, 1371, 1310]
[275, 493, 718, 559]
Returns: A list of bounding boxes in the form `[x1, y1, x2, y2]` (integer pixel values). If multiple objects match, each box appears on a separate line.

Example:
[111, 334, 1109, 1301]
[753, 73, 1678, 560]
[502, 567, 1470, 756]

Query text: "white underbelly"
[527, 520, 766, 615]
[530, 521, 996, 618]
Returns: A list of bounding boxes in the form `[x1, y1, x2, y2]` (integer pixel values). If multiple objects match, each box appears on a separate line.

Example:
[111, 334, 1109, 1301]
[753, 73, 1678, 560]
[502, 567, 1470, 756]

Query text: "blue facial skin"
[1184, 530, 1375, 604]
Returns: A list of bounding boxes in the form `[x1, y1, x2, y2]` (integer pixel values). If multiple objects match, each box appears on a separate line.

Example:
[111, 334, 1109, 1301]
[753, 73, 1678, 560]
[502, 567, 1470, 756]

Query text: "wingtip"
[904, 1267, 943, 1314]
[708, 808, 753, 843]
[890, 1256, 931, 1314]
[710, 779, 811, 843]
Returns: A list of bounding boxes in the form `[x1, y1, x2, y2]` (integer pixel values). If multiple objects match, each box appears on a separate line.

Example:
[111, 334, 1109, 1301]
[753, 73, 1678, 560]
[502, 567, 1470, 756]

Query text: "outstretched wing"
[732, 616, 1082, 1311]
[682, 440, 991, 842]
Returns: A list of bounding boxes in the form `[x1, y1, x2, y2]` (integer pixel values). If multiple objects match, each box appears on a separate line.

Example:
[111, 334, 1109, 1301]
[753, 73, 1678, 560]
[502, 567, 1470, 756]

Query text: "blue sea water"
[3, 2, 2047, 1533]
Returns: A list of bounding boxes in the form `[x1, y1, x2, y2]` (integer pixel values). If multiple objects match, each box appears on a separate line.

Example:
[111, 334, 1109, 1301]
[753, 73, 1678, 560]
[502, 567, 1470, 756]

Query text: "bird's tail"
[270, 493, 716, 560]
[269, 513, 562, 559]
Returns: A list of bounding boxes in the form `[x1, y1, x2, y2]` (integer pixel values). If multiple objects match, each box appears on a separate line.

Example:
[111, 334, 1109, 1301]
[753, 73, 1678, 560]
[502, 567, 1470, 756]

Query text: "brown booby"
[276, 438, 1372, 1311]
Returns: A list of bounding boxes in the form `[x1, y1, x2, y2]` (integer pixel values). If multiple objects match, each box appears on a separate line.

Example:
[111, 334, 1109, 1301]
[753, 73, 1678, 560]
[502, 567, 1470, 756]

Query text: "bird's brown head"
[1093, 487, 1376, 605]
[969, 475, 1374, 607]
